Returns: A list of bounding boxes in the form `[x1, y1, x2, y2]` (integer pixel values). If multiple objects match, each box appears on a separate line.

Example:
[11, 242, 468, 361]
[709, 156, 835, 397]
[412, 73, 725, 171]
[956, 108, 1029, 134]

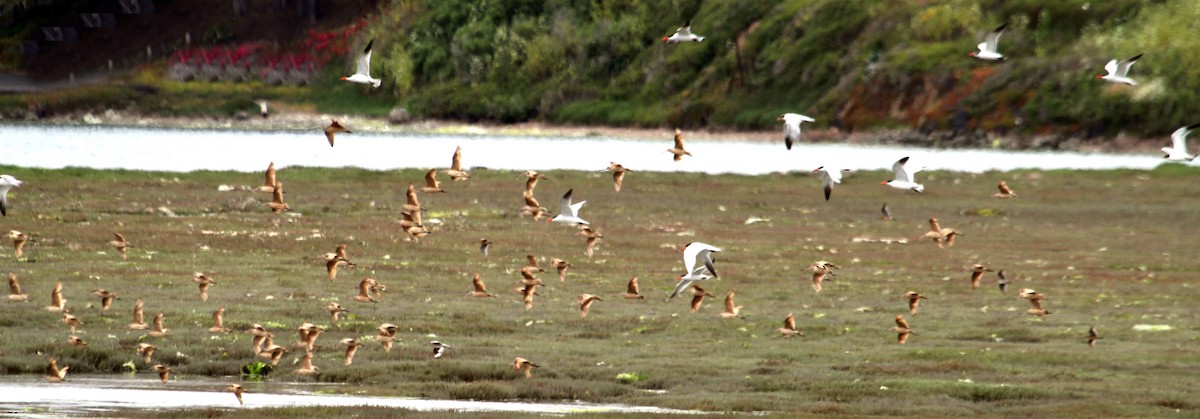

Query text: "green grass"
[1, 164, 1199, 416]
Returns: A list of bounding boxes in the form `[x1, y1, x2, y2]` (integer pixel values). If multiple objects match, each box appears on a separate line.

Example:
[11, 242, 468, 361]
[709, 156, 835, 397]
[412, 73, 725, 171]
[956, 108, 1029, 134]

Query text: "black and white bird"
[969, 24, 1007, 61]
[662, 19, 705, 43]
[431, 340, 450, 359]
[548, 189, 588, 225]
[0, 175, 23, 216]
[681, 242, 721, 278]
[882, 157, 924, 193]
[1097, 54, 1142, 86]
[341, 39, 381, 88]
[813, 166, 848, 201]
[777, 113, 815, 150]
[479, 239, 492, 258]
[997, 269, 1010, 293]
[1161, 124, 1200, 162]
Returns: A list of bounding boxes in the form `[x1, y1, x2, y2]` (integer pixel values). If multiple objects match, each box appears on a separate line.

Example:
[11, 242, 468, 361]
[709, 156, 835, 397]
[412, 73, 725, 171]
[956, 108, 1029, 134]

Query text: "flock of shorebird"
[8, 17, 1200, 408]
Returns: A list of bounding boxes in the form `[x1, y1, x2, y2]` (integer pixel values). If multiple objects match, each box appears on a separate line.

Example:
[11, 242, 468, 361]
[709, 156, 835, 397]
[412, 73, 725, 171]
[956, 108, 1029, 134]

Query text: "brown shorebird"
[431, 340, 450, 358]
[227, 383, 245, 405]
[294, 351, 318, 376]
[149, 312, 169, 337]
[90, 289, 118, 312]
[353, 277, 378, 303]
[258, 162, 278, 192]
[519, 266, 544, 287]
[323, 243, 355, 281]
[137, 343, 157, 364]
[247, 324, 271, 352]
[522, 171, 547, 197]
[479, 239, 491, 258]
[513, 357, 539, 379]
[520, 194, 548, 220]
[324, 120, 350, 147]
[468, 273, 496, 298]
[969, 264, 993, 290]
[269, 181, 289, 214]
[421, 168, 446, 193]
[259, 342, 287, 365]
[399, 207, 429, 242]
[606, 162, 631, 192]
[66, 335, 88, 347]
[444, 146, 470, 181]
[155, 364, 172, 383]
[45, 358, 68, 383]
[193, 272, 215, 302]
[904, 291, 928, 316]
[719, 291, 744, 319]
[891, 315, 914, 344]
[689, 284, 714, 313]
[8, 230, 28, 258]
[1087, 326, 1101, 347]
[377, 323, 398, 352]
[809, 261, 837, 293]
[403, 183, 423, 214]
[128, 298, 148, 329]
[551, 258, 572, 282]
[46, 281, 66, 312]
[209, 307, 231, 333]
[520, 284, 538, 310]
[880, 203, 894, 221]
[327, 302, 349, 323]
[578, 293, 602, 319]
[297, 323, 324, 352]
[7, 272, 28, 301]
[1022, 290, 1052, 319]
[61, 313, 82, 334]
[340, 338, 364, 365]
[109, 233, 133, 261]
[992, 181, 1018, 198]
[580, 226, 602, 258]
[620, 276, 645, 300]
[921, 217, 963, 248]
[777, 313, 803, 337]
[667, 128, 692, 161]
[369, 279, 387, 301]
[524, 254, 543, 271]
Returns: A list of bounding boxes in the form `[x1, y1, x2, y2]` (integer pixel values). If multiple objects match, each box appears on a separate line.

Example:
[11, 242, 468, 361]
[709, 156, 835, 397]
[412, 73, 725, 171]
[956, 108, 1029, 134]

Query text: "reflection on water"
[0, 124, 1178, 174]
[0, 376, 693, 415]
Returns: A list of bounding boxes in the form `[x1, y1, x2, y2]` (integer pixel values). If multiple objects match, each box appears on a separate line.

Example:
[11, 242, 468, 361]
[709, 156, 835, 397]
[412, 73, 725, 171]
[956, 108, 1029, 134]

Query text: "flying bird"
[551, 258, 572, 282]
[479, 239, 491, 258]
[61, 313, 82, 334]
[269, 181, 289, 213]
[1087, 326, 1102, 347]
[1097, 54, 1142, 86]
[136, 343, 157, 364]
[294, 351, 318, 376]
[7, 272, 28, 301]
[667, 128, 692, 161]
[620, 276, 644, 300]
[444, 146, 470, 181]
[969, 264, 993, 290]
[904, 291, 928, 316]
[46, 281, 66, 312]
[8, 230, 28, 258]
[149, 312, 169, 337]
[813, 166, 848, 201]
[421, 169, 446, 193]
[155, 364, 172, 383]
[193, 272, 215, 302]
[719, 291, 743, 319]
[513, 357, 539, 378]
[606, 162, 631, 192]
[882, 156, 924, 193]
[89, 288, 118, 312]
[209, 307, 230, 333]
[578, 293, 603, 319]
[891, 315, 915, 344]
[669, 266, 715, 301]
[109, 233, 133, 261]
[777, 313, 803, 337]
[431, 340, 450, 358]
[997, 269, 1010, 293]
[0, 174, 23, 216]
[45, 358, 68, 383]
[226, 383, 245, 405]
[880, 203, 894, 221]
[1161, 124, 1200, 162]
[992, 181, 1017, 198]
[323, 120, 350, 147]
[66, 335, 87, 347]
[969, 24, 1007, 61]
[580, 226, 603, 258]
[354, 277, 379, 303]
[256, 100, 269, 118]
[340, 338, 364, 365]
[467, 273, 496, 298]
[128, 298, 148, 330]
[327, 302, 349, 323]
[341, 39, 381, 87]
[688, 284, 714, 313]
[548, 189, 589, 225]
[662, 19, 705, 42]
[522, 171, 547, 196]
[778, 113, 816, 150]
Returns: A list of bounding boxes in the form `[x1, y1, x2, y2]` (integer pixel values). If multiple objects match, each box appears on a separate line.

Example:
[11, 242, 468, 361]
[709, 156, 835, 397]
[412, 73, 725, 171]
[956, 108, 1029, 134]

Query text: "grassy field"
[1, 162, 1199, 417]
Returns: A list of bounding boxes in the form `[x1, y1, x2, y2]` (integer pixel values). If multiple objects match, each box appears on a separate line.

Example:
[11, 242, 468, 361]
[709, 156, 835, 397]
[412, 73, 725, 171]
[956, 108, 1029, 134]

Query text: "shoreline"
[4, 110, 1168, 156]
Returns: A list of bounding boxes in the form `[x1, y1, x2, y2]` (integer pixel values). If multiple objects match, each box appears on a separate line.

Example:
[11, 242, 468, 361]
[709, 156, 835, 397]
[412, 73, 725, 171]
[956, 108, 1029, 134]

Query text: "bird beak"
[661, 37, 669, 42]
[879, 181, 888, 185]
[545, 218, 553, 223]
[811, 168, 821, 173]
[340, 77, 348, 80]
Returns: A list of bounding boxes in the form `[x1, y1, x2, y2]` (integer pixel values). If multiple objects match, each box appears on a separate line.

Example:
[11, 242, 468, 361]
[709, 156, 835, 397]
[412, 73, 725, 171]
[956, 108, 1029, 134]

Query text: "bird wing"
[669, 279, 694, 300]
[892, 157, 914, 183]
[1170, 124, 1200, 150]
[1116, 54, 1142, 77]
[558, 189, 575, 217]
[264, 163, 276, 187]
[450, 146, 463, 171]
[472, 275, 487, 293]
[626, 277, 639, 294]
[984, 24, 1006, 53]
[723, 292, 735, 312]
[271, 182, 284, 204]
[682, 242, 721, 277]
[895, 316, 910, 329]
[676, 20, 693, 37]
[113, 233, 125, 243]
[355, 40, 374, 77]
[674, 131, 685, 150]
[1103, 59, 1118, 77]
[424, 169, 440, 188]
[613, 171, 625, 191]
[1029, 298, 1044, 311]
[784, 313, 795, 330]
